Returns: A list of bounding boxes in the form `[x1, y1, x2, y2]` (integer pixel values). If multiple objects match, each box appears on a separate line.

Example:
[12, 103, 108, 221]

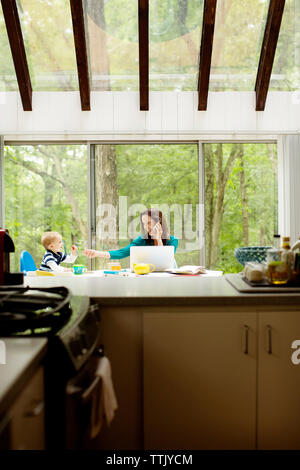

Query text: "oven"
[0, 286, 107, 450]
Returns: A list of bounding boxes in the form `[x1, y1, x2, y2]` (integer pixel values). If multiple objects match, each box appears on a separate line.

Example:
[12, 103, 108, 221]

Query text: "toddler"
[40, 231, 77, 272]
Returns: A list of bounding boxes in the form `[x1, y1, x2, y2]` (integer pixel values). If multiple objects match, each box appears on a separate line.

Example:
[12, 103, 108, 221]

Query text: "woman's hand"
[150, 222, 163, 244]
[150, 222, 162, 238]
[83, 249, 110, 259]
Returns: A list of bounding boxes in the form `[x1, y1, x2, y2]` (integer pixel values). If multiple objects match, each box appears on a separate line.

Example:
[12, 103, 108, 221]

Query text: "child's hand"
[71, 245, 77, 256]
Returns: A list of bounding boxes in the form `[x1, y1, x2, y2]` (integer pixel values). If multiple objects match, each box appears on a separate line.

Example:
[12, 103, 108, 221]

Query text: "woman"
[83, 208, 178, 260]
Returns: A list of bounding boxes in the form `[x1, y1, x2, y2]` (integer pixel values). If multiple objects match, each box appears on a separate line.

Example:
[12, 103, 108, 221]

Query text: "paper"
[165, 265, 207, 275]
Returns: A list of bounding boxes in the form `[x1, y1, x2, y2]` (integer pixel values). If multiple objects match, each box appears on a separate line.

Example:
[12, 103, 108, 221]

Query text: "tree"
[205, 143, 278, 272]
[205, 143, 240, 268]
[238, 145, 249, 246]
[5, 145, 87, 270]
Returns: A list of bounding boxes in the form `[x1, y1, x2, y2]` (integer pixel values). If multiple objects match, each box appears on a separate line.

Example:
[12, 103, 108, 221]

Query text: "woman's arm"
[84, 237, 145, 260]
[83, 249, 110, 259]
[167, 236, 178, 253]
[108, 236, 145, 259]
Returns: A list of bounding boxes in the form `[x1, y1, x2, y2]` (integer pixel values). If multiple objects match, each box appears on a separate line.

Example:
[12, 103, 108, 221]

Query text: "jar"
[279, 236, 295, 279]
[107, 259, 121, 271]
[266, 248, 289, 285]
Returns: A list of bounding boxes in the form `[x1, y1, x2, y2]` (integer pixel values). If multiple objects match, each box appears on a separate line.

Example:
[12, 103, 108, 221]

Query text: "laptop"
[130, 246, 175, 272]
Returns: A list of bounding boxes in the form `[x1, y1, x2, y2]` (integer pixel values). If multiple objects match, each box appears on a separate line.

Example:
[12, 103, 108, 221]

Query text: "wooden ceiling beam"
[138, 0, 149, 111]
[70, 0, 90, 111]
[1, 0, 32, 111]
[198, 0, 217, 111]
[255, 0, 285, 111]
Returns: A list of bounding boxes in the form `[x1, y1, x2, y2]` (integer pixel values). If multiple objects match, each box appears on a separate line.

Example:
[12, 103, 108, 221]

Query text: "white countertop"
[23, 271, 300, 306]
[24, 271, 231, 298]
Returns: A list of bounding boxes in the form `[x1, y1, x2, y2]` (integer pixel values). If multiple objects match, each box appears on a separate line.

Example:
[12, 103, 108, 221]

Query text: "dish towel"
[95, 356, 118, 426]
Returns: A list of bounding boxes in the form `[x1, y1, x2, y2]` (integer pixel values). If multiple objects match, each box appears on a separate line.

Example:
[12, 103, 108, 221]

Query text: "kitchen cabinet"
[95, 307, 143, 450]
[0, 366, 45, 450]
[91, 297, 300, 450]
[143, 310, 257, 450]
[257, 310, 300, 450]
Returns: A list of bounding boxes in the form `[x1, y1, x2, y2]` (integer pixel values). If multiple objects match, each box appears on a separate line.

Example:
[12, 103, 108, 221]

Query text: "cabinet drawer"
[8, 366, 45, 450]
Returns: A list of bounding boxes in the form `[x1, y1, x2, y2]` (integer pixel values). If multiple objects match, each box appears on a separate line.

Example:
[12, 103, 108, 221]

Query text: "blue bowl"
[234, 246, 272, 266]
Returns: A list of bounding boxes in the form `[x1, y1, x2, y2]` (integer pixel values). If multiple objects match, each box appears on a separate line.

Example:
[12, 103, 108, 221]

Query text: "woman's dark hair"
[140, 209, 170, 245]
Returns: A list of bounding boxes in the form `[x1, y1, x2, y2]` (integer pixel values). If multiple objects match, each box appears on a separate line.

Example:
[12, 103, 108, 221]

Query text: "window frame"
[0, 135, 4, 227]
[2, 137, 281, 271]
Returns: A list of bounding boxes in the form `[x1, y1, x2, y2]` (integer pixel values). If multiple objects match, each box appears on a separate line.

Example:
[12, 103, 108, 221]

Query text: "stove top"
[0, 286, 72, 336]
[0, 286, 101, 373]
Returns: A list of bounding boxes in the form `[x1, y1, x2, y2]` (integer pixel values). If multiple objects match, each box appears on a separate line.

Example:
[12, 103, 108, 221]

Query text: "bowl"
[234, 246, 272, 266]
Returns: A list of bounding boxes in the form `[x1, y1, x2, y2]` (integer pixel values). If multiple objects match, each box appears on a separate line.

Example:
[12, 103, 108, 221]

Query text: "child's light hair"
[41, 231, 61, 249]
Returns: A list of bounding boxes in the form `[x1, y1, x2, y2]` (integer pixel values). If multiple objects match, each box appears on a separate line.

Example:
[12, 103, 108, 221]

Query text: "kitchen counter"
[0, 338, 47, 417]
[24, 272, 300, 307]
[18, 273, 300, 450]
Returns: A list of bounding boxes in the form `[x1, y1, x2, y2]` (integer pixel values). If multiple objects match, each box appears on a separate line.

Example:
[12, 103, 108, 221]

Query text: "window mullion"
[0, 136, 4, 227]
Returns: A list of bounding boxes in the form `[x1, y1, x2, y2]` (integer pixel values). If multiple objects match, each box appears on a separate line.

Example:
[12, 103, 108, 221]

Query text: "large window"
[204, 143, 278, 272]
[1, 0, 298, 93]
[85, 0, 202, 91]
[92, 144, 200, 268]
[4, 145, 88, 271]
[3, 141, 277, 274]
[0, 0, 78, 92]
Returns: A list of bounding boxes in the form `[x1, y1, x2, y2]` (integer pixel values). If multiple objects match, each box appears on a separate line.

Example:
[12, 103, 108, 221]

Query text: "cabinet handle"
[244, 325, 249, 354]
[267, 325, 272, 354]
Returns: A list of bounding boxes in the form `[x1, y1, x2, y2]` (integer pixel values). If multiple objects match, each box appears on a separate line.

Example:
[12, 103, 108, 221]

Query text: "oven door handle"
[81, 375, 104, 439]
[81, 375, 101, 404]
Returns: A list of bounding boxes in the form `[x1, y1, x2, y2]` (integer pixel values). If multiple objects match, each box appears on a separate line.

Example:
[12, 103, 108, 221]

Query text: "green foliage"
[5, 142, 278, 274]
[5, 145, 88, 271]
[204, 143, 278, 273]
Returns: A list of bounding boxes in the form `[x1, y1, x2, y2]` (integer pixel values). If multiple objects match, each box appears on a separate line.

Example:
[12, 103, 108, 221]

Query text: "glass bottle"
[267, 236, 292, 285]
[279, 237, 294, 279]
[266, 234, 280, 265]
[291, 237, 300, 282]
[273, 234, 281, 250]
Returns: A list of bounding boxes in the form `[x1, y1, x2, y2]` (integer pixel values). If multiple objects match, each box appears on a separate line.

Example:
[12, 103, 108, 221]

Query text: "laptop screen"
[130, 246, 175, 272]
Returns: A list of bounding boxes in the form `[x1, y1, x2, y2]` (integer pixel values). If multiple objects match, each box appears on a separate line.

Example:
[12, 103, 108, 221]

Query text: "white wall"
[278, 135, 300, 244]
[0, 91, 300, 140]
[1, 90, 300, 245]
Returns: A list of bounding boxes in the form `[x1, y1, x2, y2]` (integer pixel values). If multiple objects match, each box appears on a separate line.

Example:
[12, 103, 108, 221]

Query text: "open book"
[165, 265, 207, 275]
